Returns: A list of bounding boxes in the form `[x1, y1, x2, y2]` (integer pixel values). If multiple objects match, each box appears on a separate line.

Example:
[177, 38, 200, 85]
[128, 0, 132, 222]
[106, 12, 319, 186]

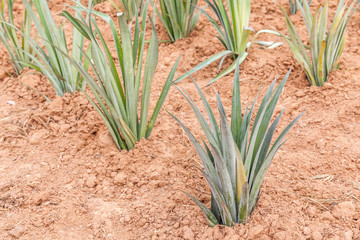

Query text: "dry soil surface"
[0, 0, 359, 239]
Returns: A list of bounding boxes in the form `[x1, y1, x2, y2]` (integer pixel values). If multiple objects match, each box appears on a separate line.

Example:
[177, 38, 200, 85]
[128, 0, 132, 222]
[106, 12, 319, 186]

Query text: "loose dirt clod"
[248, 225, 264, 239]
[86, 175, 97, 188]
[273, 231, 286, 240]
[31, 192, 49, 206]
[303, 227, 311, 236]
[312, 231, 322, 240]
[114, 172, 127, 185]
[0, 69, 7, 80]
[306, 206, 318, 217]
[331, 201, 356, 219]
[183, 226, 195, 240]
[344, 230, 353, 240]
[320, 211, 335, 221]
[9, 225, 25, 239]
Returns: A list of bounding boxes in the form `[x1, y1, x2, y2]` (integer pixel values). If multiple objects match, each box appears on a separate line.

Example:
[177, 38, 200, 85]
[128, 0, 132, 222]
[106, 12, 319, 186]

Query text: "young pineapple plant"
[289, 0, 312, 15]
[156, 0, 200, 42]
[114, 0, 143, 21]
[21, 0, 90, 96]
[278, 0, 358, 86]
[0, 0, 33, 74]
[171, 63, 303, 226]
[60, 1, 179, 150]
[175, 0, 281, 85]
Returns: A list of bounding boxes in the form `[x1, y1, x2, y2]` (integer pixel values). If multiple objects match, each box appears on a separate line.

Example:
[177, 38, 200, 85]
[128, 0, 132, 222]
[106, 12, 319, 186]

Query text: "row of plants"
[175, 0, 357, 87]
[0, 0, 357, 227]
[103, 0, 357, 87]
[2, 0, 357, 88]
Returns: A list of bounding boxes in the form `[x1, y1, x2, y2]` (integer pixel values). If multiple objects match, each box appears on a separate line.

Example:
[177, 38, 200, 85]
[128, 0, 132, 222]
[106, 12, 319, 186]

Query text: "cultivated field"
[0, 0, 359, 239]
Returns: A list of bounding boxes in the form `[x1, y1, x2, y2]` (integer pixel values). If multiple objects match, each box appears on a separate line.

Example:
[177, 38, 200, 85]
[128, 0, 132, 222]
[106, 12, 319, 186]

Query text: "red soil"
[0, 0, 359, 239]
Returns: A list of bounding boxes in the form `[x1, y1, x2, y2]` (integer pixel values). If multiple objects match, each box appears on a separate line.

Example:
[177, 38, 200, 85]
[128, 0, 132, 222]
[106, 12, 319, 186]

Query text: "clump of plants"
[155, 0, 200, 42]
[289, 0, 312, 15]
[61, 1, 179, 150]
[0, 0, 33, 74]
[278, 0, 358, 86]
[171, 62, 303, 226]
[175, 0, 281, 85]
[21, 0, 90, 95]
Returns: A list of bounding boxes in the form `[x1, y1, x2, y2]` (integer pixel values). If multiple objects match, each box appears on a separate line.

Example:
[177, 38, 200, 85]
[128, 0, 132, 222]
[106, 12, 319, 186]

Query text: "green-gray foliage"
[171, 63, 303, 226]
[21, 0, 90, 95]
[175, 0, 281, 85]
[289, 0, 311, 15]
[60, 1, 179, 150]
[156, 0, 200, 42]
[278, 0, 358, 86]
[116, 0, 143, 21]
[0, 0, 33, 74]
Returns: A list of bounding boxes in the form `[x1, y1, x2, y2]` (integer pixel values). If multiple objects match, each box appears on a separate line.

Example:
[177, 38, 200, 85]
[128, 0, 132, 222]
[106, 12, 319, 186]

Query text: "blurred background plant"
[278, 0, 358, 86]
[21, 0, 91, 95]
[60, 1, 179, 150]
[289, 0, 312, 15]
[0, 0, 34, 75]
[108, 0, 143, 21]
[175, 0, 281, 85]
[90, 0, 106, 6]
[155, 0, 201, 42]
[171, 63, 303, 226]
